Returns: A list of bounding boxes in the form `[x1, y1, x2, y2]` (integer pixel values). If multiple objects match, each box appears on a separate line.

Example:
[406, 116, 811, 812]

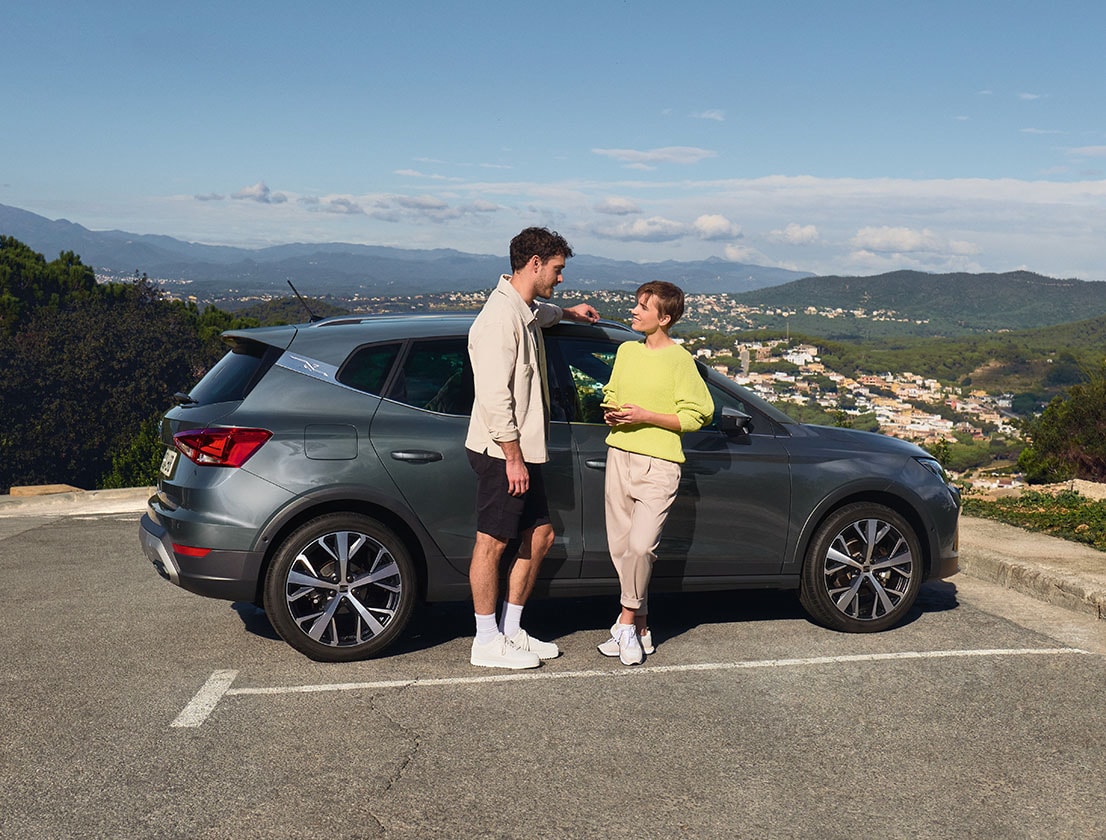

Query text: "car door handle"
[390, 450, 444, 463]
[585, 459, 607, 470]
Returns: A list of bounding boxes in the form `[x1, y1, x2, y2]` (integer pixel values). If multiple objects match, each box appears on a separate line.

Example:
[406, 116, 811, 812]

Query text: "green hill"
[733, 270, 1106, 337]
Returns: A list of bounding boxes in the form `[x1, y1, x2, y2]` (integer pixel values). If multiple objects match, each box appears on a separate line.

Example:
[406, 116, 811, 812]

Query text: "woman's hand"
[604, 402, 647, 426]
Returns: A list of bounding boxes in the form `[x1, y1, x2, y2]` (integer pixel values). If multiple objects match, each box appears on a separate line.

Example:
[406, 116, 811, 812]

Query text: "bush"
[100, 413, 163, 489]
[1017, 363, 1106, 483]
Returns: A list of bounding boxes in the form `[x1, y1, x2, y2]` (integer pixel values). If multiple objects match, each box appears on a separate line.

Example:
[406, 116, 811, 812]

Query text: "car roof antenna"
[287, 280, 321, 322]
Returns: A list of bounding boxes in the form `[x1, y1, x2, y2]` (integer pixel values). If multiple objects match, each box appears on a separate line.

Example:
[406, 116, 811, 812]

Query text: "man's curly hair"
[509, 227, 574, 272]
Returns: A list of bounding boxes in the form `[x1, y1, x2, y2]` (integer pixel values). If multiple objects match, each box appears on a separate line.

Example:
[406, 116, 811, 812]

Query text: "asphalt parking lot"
[3, 509, 1106, 839]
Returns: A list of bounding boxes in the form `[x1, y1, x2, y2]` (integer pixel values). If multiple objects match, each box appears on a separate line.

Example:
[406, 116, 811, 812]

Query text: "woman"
[598, 281, 713, 665]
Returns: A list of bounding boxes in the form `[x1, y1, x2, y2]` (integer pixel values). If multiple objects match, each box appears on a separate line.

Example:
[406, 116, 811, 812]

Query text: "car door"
[548, 334, 792, 581]
[369, 336, 580, 579]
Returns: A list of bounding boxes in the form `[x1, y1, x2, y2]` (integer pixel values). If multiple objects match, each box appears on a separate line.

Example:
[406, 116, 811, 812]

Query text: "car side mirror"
[719, 406, 752, 436]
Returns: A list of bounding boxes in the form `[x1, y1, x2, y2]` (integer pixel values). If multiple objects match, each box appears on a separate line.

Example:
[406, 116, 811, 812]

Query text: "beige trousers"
[604, 447, 681, 614]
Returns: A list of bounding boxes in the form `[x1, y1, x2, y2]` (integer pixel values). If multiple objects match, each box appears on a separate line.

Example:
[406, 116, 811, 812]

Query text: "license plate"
[159, 448, 180, 478]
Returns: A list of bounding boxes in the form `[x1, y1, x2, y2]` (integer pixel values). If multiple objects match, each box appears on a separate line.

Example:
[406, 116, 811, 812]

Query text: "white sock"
[500, 602, 524, 638]
[474, 613, 498, 644]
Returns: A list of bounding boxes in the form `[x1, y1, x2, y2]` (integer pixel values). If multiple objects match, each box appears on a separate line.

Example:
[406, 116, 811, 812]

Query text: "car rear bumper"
[140, 511, 263, 602]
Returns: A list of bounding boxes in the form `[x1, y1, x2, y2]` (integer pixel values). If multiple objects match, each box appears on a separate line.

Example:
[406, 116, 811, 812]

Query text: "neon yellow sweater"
[602, 340, 713, 463]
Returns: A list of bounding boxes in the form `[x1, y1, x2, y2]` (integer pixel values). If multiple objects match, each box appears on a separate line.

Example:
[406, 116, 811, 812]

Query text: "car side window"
[549, 337, 619, 424]
[551, 336, 767, 433]
[386, 338, 473, 415]
[337, 342, 402, 395]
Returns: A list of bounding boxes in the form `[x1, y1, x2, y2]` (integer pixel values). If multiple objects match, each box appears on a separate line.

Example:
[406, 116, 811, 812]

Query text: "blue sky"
[4, 0, 1106, 280]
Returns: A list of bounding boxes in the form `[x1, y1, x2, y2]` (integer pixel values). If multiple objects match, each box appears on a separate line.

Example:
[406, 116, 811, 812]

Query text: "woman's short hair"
[636, 280, 685, 326]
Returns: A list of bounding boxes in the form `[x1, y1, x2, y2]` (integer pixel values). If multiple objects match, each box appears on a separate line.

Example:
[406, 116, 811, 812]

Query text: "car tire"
[799, 502, 923, 633]
[263, 513, 417, 662]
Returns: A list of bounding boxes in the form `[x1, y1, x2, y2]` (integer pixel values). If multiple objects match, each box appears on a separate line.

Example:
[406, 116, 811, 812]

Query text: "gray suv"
[140, 313, 960, 661]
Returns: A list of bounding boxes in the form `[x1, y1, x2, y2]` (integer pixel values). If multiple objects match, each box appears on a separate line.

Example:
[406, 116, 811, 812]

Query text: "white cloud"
[108, 171, 1106, 281]
[1021, 128, 1063, 135]
[594, 216, 688, 242]
[395, 169, 463, 182]
[393, 195, 450, 210]
[321, 197, 365, 215]
[724, 243, 763, 263]
[851, 226, 940, 253]
[693, 214, 741, 240]
[692, 109, 725, 122]
[1019, 92, 1043, 100]
[194, 193, 224, 202]
[592, 146, 718, 169]
[850, 225, 980, 257]
[1070, 146, 1106, 158]
[595, 197, 641, 215]
[948, 239, 982, 256]
[769, 222, 820, 245]
[232, 181, 287, 204]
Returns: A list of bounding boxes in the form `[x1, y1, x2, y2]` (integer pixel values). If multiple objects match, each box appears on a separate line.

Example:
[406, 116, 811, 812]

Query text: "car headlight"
[915, 456, 961, 506]
[914, 456, 949, 483]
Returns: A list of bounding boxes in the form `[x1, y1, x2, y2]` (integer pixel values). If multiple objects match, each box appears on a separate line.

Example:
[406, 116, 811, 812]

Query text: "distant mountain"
[734, 269, 1106, 335]
[0, 203, 811, 299]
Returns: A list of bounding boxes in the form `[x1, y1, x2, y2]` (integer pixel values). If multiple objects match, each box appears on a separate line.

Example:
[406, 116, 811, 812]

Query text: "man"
[465, 227, 599, 668]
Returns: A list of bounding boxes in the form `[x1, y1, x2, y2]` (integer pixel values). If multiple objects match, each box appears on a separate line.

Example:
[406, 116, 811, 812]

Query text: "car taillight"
[172, 544, 212, 557]
[174, 427, 272, 468]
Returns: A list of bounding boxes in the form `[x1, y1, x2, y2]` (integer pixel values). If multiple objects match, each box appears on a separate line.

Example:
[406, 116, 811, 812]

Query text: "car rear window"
[188, 339, 277, 405]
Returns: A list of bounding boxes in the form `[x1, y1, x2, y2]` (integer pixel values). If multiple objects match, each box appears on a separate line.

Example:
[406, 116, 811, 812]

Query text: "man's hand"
[505, 458, 530, 496]
[497, 440, 530, 496]
[562, 303, 600, 324]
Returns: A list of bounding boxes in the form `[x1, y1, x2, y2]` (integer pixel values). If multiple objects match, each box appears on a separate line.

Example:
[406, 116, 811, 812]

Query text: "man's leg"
[469, 531, 540, 669]
[505, 522, 554, 607]
[470, 530, 508, 618]
[500, 522, 559, 659]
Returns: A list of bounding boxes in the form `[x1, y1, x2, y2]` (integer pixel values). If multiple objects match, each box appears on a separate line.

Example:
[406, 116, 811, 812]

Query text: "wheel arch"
[791, 487, 936, 578]
[248, 485, 436, 606]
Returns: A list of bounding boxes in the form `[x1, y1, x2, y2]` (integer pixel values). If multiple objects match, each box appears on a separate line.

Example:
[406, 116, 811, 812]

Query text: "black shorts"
[467, 448, 551, 541]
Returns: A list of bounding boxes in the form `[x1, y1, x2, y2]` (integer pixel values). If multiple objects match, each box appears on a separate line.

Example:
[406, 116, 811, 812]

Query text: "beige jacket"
[465, 275, 564, 463]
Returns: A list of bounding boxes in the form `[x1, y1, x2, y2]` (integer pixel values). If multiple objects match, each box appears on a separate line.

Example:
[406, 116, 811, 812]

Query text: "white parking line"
[170, 647, 1090, 728]
[171, 669, 239, 728]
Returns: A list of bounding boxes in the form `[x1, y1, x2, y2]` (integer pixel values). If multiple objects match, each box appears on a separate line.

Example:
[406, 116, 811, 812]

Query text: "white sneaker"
[598, 623, 654, 656]
[615, 624, 643, 666]
[507, 629, 560, 660]
[470, 634, 540, 669]
[597, 628, 621, 658]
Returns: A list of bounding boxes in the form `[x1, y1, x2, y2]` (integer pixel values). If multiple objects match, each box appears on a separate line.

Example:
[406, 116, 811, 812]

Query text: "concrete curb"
[0, 487, 153, 517]
[957, 515, 1106, 620]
